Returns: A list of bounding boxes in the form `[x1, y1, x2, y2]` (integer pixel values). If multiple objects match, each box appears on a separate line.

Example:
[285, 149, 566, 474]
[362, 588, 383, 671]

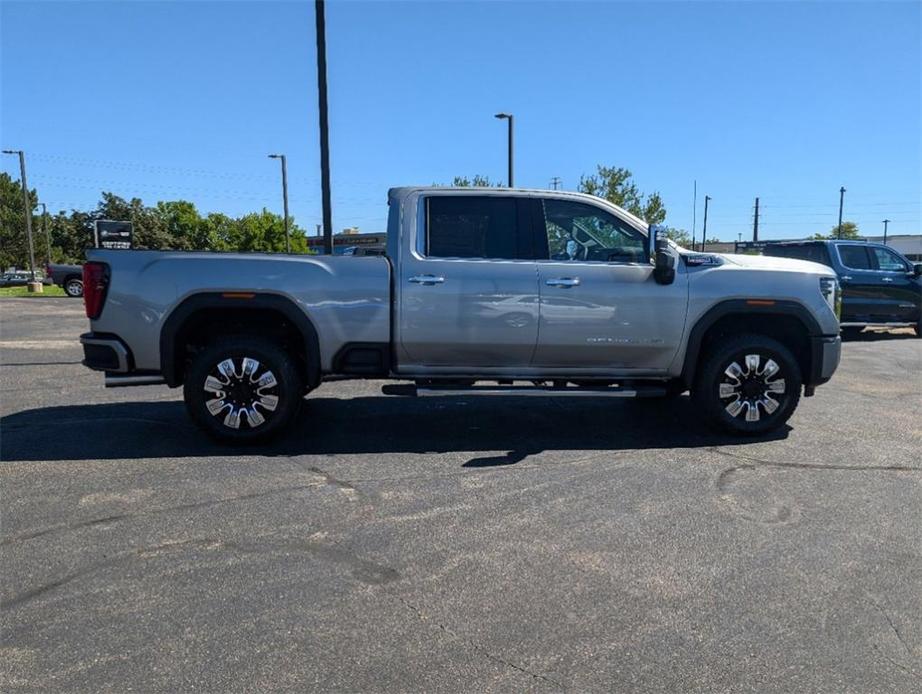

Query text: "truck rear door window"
[838, 245, 872, 270]
[426, 196, 517, 259]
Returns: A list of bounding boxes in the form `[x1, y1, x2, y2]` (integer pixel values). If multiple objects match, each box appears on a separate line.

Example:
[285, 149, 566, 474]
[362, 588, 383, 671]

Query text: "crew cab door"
[397, 194, 540, 368]
[531, 197, 687, 371]
[867, 245, 920, 321]
[835, 244, 902, 322]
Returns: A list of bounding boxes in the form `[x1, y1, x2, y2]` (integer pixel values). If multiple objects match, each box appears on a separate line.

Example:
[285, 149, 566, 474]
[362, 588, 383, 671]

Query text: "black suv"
[762, 240, 922, 336]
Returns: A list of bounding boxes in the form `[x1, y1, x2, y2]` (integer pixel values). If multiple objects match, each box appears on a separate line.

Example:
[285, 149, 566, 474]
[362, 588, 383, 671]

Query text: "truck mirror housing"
[649, 224, 676, 285]
[913, 263, 922, 278]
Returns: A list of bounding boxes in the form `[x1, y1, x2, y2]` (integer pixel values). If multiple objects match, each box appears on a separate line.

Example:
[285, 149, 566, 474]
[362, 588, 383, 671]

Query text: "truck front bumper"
[806, 334, 841, 392]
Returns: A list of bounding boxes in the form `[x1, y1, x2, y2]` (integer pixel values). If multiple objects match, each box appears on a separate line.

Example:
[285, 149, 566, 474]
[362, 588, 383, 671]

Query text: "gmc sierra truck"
[80, 187, 842, 443]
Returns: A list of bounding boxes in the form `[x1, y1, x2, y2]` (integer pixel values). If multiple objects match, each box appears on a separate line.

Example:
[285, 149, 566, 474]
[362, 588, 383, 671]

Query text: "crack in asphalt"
[2, 536, 399, 611]
[707, 447, 922, 473]
[0, 481, 330, 546]
[396, 596, 565, 689]
[872, 646, 922, 682]
[867, 598, 914, 658]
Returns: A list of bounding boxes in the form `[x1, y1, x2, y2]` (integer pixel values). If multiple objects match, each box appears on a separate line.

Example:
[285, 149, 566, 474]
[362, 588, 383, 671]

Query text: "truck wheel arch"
[160, 293, 321, 390]
[680, 299, 821, 389]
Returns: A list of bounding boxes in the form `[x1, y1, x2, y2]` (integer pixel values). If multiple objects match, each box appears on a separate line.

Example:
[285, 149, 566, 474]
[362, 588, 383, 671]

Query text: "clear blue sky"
[2, 0, 920, 241]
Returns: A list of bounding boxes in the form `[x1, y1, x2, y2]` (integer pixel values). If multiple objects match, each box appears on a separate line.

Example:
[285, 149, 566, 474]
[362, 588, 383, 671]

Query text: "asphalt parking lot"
[1, 297, 920, 692]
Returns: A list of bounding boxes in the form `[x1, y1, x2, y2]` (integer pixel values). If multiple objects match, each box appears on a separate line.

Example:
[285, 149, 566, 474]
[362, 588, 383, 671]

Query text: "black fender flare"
[160, 292, 321, 388]
[680, 299, 822, 387]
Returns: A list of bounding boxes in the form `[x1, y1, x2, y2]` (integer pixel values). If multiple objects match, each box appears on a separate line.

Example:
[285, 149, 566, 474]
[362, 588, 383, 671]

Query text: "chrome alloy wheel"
[203, 357, 280, 429]
[718, 353, 786, 423]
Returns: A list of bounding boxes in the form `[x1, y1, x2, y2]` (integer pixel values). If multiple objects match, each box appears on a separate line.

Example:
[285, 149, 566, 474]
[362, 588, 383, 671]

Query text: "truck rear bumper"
[808, 335, 841, 389]
[80, 332, 131, 373]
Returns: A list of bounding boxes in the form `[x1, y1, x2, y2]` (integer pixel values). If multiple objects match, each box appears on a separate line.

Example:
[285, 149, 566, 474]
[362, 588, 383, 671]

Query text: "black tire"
[692, 333, 802, 435]
[183, 336, 303, 444]
[64, 277, 83, 298]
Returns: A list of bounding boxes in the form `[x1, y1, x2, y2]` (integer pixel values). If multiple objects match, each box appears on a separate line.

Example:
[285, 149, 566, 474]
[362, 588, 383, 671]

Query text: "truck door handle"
[881, 277, 893, 282]
[545, 277, 581, 288]
[408, 274, 445, 285]
[840, 275, 852, 282]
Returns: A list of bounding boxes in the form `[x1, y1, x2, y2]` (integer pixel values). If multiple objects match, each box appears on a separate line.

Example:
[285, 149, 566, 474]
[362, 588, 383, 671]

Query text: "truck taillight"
[83, 262, 109, 319]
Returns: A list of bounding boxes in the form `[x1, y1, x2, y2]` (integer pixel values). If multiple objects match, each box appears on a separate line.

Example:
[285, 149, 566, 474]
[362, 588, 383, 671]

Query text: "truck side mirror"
[649, 224, 676, 285]
[912, 263, 922, 278]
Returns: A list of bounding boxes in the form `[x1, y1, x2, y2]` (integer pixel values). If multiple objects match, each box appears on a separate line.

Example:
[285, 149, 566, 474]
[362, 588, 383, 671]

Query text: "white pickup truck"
[80, 187, 842, 443]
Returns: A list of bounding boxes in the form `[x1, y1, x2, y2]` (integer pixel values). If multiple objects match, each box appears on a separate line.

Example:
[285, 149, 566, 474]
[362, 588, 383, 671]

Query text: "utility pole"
[701, 195, 711, 252]
[268, 154, 291, 253]
[691, 180, 697, 251]
[882, 218, 890, 245]
[315, 0, 333, 255]
[837, 186, 846, 239]
[494, 113, 514, 187]
[752, 196, 760, 242]
[2, 149, 37, 284]
[550, 176, 561, 190]
[37, 202, 51, 264]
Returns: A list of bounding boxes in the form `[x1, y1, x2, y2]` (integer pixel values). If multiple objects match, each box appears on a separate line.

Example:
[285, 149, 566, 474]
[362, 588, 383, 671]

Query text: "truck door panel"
[532, 198, 687, 370]
[398, 195, 539, 367]
[868, 246, 919, 321]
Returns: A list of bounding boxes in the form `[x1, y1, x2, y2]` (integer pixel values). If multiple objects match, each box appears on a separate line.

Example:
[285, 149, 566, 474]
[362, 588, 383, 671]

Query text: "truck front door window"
[870, 247, 907, 272]
[542, 199, 645, 264]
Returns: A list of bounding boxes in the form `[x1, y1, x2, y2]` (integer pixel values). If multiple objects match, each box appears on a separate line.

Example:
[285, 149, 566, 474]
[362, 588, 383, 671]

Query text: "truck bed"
[86, 249, 392, 373]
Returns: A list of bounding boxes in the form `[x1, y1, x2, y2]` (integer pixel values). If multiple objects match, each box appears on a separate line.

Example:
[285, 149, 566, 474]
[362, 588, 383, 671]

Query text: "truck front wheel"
[184, 336, 303, 443]
[692, 334, 802, 435]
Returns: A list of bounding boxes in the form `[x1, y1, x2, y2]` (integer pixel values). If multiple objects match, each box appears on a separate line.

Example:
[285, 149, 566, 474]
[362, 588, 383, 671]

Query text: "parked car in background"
[763, 240, 922, 337]
[45, 262, 85, 297]
[0, 271, 39, 287]
[342, 245, 386, 256]
[79, 187, 842, 443]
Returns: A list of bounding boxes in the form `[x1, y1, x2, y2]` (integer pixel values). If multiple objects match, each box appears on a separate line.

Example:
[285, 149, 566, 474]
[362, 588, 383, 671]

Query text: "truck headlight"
[820, 276, 840, 319]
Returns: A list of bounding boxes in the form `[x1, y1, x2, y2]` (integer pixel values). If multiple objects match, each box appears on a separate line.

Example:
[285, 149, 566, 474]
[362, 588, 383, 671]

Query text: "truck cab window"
[838, 245, 872, 270]
[542, 199, 645, 263]
[426, 196, 517, 259]
[870, 247, 907, 272]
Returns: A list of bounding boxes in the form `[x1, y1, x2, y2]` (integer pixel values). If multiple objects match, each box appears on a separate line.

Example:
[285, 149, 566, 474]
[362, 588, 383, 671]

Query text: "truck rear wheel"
[64, 277, 84, 297]
[184, 336, 303, 444]
[692, 334, 802, 435]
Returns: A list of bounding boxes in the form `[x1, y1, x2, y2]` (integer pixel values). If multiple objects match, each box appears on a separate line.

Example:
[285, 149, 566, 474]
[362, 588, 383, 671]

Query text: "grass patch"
[0, 285, 67, 297]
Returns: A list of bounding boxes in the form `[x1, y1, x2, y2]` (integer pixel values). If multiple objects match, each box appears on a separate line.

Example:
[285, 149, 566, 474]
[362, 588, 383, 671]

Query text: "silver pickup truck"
[80, 187, 842, 442]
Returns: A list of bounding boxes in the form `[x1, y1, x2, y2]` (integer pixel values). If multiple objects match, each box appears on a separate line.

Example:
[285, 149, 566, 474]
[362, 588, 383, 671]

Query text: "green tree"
[662, 227, 692, 246]
[578, 165, 667, 224]
[451, 175, 501, 187]
[812, 221, 860, 240]
[0, 173, 37, 270]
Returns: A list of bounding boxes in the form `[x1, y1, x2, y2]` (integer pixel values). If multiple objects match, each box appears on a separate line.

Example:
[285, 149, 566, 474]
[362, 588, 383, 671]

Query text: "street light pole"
[315, 0, 333, 255]
[882, 218, 890, 245]
[37, 202, 51, 264]
[837, 186, 846, 239]
[702, 195, 711, 252]
[268, 154, 291, 253]
[2, 149, 37, 282]
[494, 113, 514, 187]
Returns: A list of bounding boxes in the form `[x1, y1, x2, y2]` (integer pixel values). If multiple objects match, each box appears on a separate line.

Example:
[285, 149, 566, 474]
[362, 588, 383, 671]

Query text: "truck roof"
[386, 186, 650, 230]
